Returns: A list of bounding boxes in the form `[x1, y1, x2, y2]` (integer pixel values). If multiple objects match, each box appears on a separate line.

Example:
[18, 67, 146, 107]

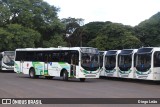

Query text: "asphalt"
[0, 71, 160, 107]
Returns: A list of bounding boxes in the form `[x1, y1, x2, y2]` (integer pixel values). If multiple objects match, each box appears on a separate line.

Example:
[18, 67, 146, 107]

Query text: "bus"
[102, 50, 121, 77]
[99, 51, 105, 76]
[135, 47, 160, 81]
[118, 49, 137, 79]
[0, 51, 15, 71]
[14, 47, 100, 82]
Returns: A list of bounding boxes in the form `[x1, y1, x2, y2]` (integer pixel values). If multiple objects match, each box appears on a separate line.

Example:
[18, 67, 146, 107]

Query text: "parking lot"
[0, 71, 160, 107]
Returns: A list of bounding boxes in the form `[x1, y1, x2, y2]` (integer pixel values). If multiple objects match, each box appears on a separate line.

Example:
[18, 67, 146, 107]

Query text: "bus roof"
[119, 49, 137, 55]
[137, 47, 160, 54]
[105, 50, 121, 55]
[15, 47, 98, 53]
[0, 51, 14, 54]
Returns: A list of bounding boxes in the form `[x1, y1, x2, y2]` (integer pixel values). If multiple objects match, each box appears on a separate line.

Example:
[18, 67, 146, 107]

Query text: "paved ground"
[0, 71, 160, 107]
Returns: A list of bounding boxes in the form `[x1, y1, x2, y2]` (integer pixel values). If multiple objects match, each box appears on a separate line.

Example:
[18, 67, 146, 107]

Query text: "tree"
[89, 23, 141, 50]
[80, 21, 112, 47]
[0, 24, 41, 51]
[66, 27, 87, 47]
[1, 0, 65, 48]
[88, 35, 108, 50]
[43, 34, 67, 48]
[0, 0, 11, 27]
[61, 17, 84, 46]
[135, 12, 160, 47]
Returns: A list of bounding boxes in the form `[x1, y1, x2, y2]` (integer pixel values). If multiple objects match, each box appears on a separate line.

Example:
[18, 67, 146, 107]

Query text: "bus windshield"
[3, 52, 15, 66]
[105, 55, 116, 70]
[136, 53, 151, 72]
[119, 55, 132, 71]
[81, 53, 99, 71]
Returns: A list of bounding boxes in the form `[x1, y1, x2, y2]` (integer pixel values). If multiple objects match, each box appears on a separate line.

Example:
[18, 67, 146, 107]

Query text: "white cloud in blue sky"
[43, 0, 160, 26]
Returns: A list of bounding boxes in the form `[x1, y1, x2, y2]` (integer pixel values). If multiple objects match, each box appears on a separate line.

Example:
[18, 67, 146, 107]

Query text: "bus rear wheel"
[62, 70, 68, 81]
[29, 68, 38, 78]
[80, 78, 86, 82]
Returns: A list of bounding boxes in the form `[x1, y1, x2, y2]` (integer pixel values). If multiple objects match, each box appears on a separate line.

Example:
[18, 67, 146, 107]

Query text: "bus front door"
[71, 55, 77, 77]
[44, 62, 48, 76]
[71, 64, 76, 77]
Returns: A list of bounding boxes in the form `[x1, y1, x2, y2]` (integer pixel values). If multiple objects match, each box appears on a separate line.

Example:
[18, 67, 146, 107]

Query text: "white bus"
[0, 51, 15, 71]
[102, 50, 121, 77]
[99, 51, 105, 76]
[135, 47, 160, 81]
[14, 47, 100, 82]
[118, 49, 137, 79]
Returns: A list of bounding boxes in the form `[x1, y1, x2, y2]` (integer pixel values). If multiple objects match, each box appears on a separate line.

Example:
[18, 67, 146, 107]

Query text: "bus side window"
[154, 52, 160, 67]
[71, 51, 79, 65]
[16, 51, 26, 61]
[36, 52, 43, 62]
[75, 55, 79, 65]
[52, 52, 60, 62]
[44, 53, 48, 62]
[48, 53, 52, 62]
[64, 51, 69, 63]
[26, 51, 34, 61]
[60, 52, 65, 62]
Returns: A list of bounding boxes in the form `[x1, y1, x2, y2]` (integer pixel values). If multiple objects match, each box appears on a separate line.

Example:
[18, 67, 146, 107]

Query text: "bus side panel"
[14, 61, 20, 73]
[75, 66, 81, 78]
[48, 62, 61, 77]
[58, 62, 70, 77]
[32, 62, 44, 75]
[104, 70, 108, 77]
[47, 62, 71, 77]
[153, 67, 160, 80]
[22, 61, 31, 75]
[100, 68, 105, 76]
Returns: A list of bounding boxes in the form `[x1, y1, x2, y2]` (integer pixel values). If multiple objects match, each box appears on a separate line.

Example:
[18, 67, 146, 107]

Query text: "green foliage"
[0, 24, 41, 51]
[0, 1, 11, 26]
[61, 17, 84, 46]
[0, 0, 65, 50]
[84, 21, 110, 38]
[43, 34, 67, 48]
[89, 23, 141, 50]
[65, 27, 86, 47]
[61, 17, 84, 35]
[88, 36, 108, 50]
[0, 0, 160, 51]
[82, 22, 110, 46]
[135, 12, 160, 47]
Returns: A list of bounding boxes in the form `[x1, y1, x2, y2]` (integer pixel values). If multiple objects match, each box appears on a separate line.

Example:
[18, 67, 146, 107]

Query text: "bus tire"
[80, 78, 86, 82]
[45, 76, 53, 79]
[62, 70, 68, 81]
[29, 68, 38, 78]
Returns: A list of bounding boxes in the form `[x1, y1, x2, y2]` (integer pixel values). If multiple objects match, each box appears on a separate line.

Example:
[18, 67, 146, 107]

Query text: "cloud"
[44, 0, 160, 26]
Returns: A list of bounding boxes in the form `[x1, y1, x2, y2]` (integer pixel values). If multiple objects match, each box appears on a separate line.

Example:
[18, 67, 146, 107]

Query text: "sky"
[43, 0, 160, 26]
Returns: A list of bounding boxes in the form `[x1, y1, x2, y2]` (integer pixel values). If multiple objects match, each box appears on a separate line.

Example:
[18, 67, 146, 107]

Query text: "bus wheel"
[62, 70, 68, 81]
[45, 76, 53, 79]
[29, 68, 38, 78]
[80, 78, 86, 82]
